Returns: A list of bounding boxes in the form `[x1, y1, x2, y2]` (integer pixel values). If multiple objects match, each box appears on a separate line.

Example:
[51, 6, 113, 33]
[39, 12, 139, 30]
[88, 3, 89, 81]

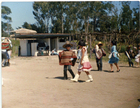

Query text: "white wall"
[20, 40, 27, 56]
[58, 42, 65, 50]
[31, 43, 38, 56]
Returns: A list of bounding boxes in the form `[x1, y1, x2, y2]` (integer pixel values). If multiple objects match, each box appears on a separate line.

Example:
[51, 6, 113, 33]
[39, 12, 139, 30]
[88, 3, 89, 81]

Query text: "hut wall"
[31, 43, 38, 56]
[20, 40, 27, 56]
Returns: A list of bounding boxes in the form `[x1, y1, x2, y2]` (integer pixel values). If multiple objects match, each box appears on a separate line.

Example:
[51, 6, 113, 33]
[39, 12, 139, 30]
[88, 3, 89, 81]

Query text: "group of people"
[59, 40, 122, 82]
[59, 40, 93, 82]
[59, 40, 140, 82]
[1, 37, 12, 67]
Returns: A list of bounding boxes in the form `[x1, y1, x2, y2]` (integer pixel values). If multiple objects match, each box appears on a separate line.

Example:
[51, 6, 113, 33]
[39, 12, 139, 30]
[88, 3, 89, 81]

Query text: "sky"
[1, 1, 139, 30]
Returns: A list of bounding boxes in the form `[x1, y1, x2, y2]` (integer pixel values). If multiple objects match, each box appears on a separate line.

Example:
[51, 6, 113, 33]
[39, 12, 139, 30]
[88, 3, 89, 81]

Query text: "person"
[18, 46, 21, 56]
[59, 41, 77, 80]
[93, 42, 106, 71]
[1, 38, 11, 66]
[5, 38, 12, 66]
[71, 40, 93, 82]
[125, 45, 134, 67]
[2, 50, 8, 67]
[76, 46, 81, 63]
[51, 48, 58, 55]
[135, 45, 140, 67]
[108, 40, 120, 72]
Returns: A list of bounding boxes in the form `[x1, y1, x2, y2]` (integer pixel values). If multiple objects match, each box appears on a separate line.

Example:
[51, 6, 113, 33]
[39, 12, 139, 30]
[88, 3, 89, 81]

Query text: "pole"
[90, 34, 92, 58]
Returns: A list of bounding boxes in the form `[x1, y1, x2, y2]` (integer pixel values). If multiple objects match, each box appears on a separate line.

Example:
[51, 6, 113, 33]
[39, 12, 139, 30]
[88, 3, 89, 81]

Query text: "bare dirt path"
[2, 56, 140, 108]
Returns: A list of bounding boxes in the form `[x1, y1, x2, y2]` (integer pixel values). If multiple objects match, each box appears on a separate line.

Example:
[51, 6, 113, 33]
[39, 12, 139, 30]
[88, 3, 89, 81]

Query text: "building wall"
[19, 37, 77, 56]
[20, 40, 27, 56]
[31, 43, 38, 56]
[58, 42, 65, 50]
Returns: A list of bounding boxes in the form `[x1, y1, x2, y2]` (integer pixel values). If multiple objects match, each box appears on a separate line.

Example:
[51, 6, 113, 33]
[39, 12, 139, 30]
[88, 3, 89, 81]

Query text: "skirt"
[135, 54, 140, 63]
[78, 62, 92, 72]
[108, 56, 119, 64]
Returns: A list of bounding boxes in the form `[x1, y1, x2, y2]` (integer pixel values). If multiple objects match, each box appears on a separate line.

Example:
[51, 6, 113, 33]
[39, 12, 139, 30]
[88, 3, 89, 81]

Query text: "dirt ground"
[2, 56, 140, 108]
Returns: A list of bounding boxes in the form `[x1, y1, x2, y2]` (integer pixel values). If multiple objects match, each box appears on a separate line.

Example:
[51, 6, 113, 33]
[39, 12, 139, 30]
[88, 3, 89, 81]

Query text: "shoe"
[71, 74, 79, 82]
[117, 69, 120, 72]
[86, 75, 93, 82]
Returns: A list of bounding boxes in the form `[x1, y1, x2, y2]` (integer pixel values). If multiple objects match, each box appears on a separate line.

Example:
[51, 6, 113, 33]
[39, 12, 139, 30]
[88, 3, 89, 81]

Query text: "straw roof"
[11, 28, 37, 34]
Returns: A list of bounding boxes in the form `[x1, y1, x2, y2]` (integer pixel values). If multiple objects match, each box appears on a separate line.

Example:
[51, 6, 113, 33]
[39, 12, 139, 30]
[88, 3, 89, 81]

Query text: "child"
[59, 41, 77, 80]
[108, 40, 120, 72]
[93, 42, 106, 71]
[135, 45, 140, 67]
[71, 40, 93, 82]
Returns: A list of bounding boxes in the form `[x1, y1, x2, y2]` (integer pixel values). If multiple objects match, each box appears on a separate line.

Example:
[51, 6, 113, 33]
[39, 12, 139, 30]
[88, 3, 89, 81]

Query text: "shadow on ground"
[46, 76, 85, 83]
[91, 69, 98, 71]
[104, 70, 115, 73]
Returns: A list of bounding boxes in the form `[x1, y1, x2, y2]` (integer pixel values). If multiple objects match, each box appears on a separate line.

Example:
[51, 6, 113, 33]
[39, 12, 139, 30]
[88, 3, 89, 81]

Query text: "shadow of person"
[104, 70, 114, 73]
[78, 80, 85, 83]
[91, 69, 98, 71]
[119, 66, 130, 67]
[54, 76, 65, 80]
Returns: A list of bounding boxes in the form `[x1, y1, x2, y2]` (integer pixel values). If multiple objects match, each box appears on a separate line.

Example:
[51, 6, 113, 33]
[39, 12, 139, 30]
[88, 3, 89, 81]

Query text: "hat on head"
[63, 41, 73, 48]
[98, 42, 103, 45]
[127, 45, 131, 48]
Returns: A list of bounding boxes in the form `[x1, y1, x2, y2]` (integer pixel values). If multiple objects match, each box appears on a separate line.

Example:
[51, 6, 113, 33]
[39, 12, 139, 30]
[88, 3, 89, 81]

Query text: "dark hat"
[78, 40, 86, 46]
[63, 41, 73, 48]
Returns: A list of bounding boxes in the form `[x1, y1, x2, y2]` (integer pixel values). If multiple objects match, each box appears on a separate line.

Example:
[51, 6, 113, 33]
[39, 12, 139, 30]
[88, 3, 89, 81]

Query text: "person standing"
[59, 41, 77, 80]
[125, 45, 134, 67]
[93, 42, 106, 71]
[5, 37, 12, 66]
[71, 40, 93, 82]
[108, 40, 120, 72]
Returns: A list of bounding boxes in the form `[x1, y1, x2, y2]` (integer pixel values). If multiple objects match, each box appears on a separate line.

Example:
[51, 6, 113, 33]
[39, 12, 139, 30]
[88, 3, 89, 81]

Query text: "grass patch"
[11, 39, 20, 58]
[89, 52, 136, 65]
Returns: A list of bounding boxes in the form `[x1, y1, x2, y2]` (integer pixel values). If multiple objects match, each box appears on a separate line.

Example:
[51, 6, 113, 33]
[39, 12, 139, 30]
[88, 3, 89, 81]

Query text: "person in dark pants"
[125, 46, 134, 67]
[59, 41, 77, 80]
[93, 42, 106, 71]
[18, 46, 21, 56]
[64, 65, 75, 80]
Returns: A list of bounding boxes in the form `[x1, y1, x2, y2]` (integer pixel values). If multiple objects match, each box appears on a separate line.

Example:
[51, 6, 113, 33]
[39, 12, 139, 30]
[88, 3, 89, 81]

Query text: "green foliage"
[119, 45, 126, 53]
[20, 1, 138, 36]
[1, 6, 13, 37]
[11, 40, 20, 57]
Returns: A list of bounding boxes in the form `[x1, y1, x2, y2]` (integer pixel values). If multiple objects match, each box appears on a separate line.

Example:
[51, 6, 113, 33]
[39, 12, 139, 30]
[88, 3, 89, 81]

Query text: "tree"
[1, 6, 13, 37]
[120, 1, 133, 33]
[22, 22, 32, 29]
[132, 8, 139, 31]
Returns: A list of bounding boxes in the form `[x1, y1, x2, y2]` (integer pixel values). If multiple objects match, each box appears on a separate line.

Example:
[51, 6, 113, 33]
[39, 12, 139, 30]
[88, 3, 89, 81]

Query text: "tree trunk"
[86, 16, 89, 42]
[62, 16, 63, 33]
[89, 34, 92, 58]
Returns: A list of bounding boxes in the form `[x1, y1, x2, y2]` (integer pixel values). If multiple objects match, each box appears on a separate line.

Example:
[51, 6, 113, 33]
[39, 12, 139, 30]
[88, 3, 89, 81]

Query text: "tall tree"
[1, 6, 13, 37]
[120, 1, 133, 34]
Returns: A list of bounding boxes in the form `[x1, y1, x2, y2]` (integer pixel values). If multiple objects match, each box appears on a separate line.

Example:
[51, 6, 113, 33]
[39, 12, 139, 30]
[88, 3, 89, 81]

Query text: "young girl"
[108, 40, 120, 72]
[71, 40, 93, 82]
